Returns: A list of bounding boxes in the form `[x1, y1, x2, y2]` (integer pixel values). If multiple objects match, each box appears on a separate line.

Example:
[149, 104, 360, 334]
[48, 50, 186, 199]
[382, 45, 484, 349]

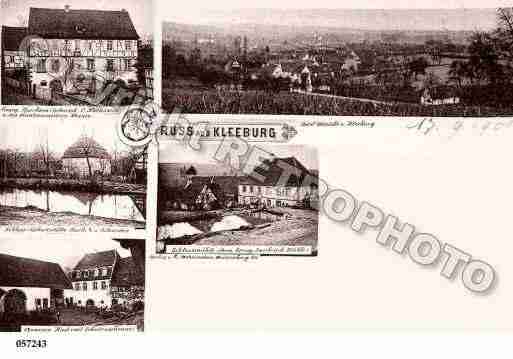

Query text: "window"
[82, 282, 88, 291]
[106, 59, 114, 72]
[123, 58, 131, 71]
[101, 281, 107, 290]
[35, 298, 41, 307]
[250, 186, 253, 193]
[43, 298, 48, 309]
[74, 283, 80, 291]
[83, 270, 89, 278]
[126, 40, 132, 50]
[242, 185, 246, 193]
[93, 281, 98, 290]
[94, 268, 99, 277]
[107, 40, 113, 51]
[106, 267, 112, 276]
[102, 267, 108, 276]
[87, 59, 95, 71]
[36, 58, 46, 73]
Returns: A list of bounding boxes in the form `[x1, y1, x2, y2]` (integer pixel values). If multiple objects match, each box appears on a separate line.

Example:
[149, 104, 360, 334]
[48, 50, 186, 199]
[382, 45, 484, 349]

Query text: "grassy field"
[0, 205, 145, 228]
[163, 87, 513, 117]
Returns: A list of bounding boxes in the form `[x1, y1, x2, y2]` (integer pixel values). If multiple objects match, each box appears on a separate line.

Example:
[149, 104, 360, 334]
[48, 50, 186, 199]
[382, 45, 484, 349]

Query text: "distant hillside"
[164, 19, 479, 46]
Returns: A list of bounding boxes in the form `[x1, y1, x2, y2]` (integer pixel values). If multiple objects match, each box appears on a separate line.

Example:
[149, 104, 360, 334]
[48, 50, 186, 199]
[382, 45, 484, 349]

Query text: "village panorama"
[163, 7, 513, 116]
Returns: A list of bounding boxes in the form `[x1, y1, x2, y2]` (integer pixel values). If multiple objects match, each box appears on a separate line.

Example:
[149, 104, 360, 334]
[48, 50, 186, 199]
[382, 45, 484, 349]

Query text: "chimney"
[64, 5, 70, 12]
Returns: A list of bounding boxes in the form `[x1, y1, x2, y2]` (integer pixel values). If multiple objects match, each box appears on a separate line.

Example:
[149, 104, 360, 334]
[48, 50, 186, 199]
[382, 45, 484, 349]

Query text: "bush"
[131, 300, 144, 312]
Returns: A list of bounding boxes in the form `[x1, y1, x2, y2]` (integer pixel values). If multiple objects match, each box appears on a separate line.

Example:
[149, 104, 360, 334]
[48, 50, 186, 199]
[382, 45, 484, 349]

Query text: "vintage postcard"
[162, 7, 513, 116]
[157, 140, 319, 257]
[0, 236, 145, 332]
[0, 118, 147, 233]
[1, 0, 153, 106]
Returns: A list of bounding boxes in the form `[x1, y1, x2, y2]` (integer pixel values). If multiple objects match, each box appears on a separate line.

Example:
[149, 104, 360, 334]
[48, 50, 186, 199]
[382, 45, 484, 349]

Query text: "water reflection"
[0, 188, 145, 222]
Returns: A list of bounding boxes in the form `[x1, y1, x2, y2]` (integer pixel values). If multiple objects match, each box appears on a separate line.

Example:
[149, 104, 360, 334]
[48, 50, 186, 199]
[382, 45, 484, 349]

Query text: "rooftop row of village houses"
[1, 6, 153, 102]
[160, 157, 319, 211]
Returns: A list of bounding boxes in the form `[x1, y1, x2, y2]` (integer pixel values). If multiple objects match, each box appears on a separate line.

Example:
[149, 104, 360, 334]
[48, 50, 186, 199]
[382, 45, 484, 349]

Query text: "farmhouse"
[2, 5, 139, 100]
[239, 157, 318, 208]
[420, 86, 461, 105]
[62, 135, 111, 178]
[1, 26, 28, 72]
[0, 253, 72, 314]
[65, 250, 143, 308]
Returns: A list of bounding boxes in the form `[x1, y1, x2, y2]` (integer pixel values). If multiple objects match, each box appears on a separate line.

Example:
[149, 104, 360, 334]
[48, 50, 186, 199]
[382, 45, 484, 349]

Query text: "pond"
[0, 188, 145, 222]
[158, 209, 283, 243]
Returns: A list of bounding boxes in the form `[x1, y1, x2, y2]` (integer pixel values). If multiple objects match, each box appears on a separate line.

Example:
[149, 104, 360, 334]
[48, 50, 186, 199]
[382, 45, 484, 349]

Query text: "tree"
[77, 137, 95, 179]
[37, 129, 54, 180]
[497, 8, 513, 39]
[448, 60, 470, 87]
[495, 8, 513, 65]
[467, 32, 502, 84]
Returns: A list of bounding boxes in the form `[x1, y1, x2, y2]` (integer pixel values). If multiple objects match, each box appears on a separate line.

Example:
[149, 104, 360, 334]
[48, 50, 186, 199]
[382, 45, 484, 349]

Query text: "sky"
[159, 142, 319, 171]
[0, 237, 131, 270]
[1, 0, 153, 39]
[159, 1, 509, 31]
[0, 118, 131, 156]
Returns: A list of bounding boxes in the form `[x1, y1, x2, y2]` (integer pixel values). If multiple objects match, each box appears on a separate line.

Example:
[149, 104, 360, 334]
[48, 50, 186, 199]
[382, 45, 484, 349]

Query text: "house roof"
[175, 176, 240, 205]
[1, 26, 28, 51]
[62, 135, 111, 160]
[28, 7, 139, 40]
[111, 257, 144, 287]
[241, 157, 318, 187]
[73, 250, 118, 270]
[180, 177, 212, 203]
[0, 253, 72, 290]
[279, 61, 305, 75]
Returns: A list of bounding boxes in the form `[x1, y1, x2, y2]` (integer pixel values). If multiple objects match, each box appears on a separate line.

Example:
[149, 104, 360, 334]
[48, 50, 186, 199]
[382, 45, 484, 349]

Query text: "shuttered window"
[106, 59, 114, 71]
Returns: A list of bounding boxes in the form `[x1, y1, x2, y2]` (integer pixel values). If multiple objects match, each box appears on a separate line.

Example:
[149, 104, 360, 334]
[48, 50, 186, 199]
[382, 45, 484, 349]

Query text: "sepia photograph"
[0, 119, 147, 230]
[0, 237, 146, 332]
[1, 0, 154, 106]
[157, 143, 319, 255]
[162, 7, 513, 116]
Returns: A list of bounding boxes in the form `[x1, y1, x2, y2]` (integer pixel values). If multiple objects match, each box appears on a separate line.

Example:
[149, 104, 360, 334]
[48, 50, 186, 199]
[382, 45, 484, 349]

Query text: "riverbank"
[0, 205, 145, 229]
[160, 208, 318, 252]
[0, 177, 146, 195]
